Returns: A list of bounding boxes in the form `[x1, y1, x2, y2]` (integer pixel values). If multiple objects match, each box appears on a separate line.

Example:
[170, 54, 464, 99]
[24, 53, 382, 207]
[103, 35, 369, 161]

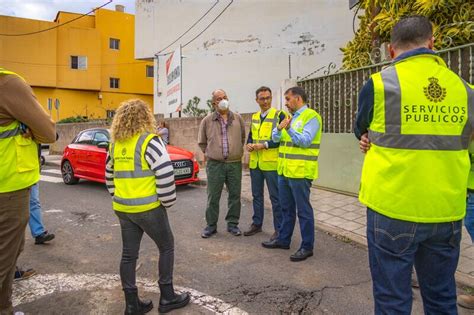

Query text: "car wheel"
[40, 155, 45, 166]
[62, 160, 79, 185]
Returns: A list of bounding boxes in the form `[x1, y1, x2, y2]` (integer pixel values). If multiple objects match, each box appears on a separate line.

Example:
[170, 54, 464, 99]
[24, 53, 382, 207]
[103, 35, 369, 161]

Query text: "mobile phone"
[20, 123, 28, 133]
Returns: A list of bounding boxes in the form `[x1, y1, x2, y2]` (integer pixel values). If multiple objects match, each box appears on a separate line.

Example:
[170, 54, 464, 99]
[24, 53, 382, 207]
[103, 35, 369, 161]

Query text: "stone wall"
[163, 113, 253, 166]
[48, 114, 364, 195]
[49, 114, 253, 166]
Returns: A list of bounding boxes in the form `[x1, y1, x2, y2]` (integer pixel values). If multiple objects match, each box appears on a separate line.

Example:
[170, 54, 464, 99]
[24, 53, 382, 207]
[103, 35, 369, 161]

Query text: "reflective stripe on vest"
[280, 141, 320, 149]
[359, 54, 472, 223]
[278, 152, 318, 161]
[114, 194, 158, 206]
[0, 121, 39, 193]
[368, 67, 473, 150]
[0, 127, 20, 139]
[249, 108, 280, 171]
[112, 133, 160, 213]
[277, 107, 321, 179]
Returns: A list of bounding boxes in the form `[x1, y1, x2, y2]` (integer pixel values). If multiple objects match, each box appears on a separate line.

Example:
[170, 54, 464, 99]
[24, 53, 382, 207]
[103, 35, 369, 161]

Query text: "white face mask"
[218, 99, 229, 111]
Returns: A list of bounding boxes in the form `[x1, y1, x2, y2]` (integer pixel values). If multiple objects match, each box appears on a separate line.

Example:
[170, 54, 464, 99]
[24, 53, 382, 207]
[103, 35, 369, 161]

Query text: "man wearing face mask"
[198, 89, 246, 238]
[262, 86, 321, 262]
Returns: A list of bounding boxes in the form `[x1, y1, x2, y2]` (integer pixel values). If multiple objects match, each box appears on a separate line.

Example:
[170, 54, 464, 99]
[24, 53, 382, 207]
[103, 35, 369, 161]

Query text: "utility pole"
[288, 54, 292, 79]
[179, 44, 183, 118]
[54, 98, 60, 121]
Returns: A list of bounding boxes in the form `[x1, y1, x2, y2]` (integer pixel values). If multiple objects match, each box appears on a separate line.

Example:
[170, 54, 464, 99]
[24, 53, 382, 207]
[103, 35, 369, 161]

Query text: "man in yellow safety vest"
[262, 86, 322, 262]
[0, 68, 55, 314]
[354, 16, 473, 314]
[244, 86, 286, 240]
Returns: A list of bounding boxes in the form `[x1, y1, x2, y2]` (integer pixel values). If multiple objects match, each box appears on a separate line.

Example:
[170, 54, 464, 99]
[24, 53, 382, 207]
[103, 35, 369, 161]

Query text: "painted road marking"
[13, 273, 247, 314]
[40, 175, 63, 183]
[42, 169, 62, 175]
[44, 209, 64, 213]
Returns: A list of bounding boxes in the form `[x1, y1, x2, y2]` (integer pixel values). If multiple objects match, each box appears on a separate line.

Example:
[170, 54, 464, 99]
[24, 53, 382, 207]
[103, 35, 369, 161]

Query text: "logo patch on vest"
[121, 148, 127, 156]
[294, 120, 303, 130]
[423, 77, 446, 103]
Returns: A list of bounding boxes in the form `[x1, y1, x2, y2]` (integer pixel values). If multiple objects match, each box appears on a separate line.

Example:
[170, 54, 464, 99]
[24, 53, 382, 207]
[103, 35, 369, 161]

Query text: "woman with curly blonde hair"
[106, 99, 190, 314]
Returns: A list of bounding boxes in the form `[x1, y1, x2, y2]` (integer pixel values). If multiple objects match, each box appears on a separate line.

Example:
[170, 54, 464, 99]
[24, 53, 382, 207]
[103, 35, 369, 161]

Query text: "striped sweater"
[105, 136, 176, 208]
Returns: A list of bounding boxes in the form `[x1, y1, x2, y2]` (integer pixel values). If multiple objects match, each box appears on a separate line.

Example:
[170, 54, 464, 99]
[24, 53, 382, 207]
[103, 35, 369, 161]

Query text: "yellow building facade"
[0, 7, 154, 120]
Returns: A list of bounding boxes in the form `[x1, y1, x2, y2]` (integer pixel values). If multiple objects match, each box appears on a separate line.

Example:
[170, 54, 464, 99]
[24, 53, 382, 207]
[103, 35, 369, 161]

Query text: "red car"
[61, 128, 199, 186]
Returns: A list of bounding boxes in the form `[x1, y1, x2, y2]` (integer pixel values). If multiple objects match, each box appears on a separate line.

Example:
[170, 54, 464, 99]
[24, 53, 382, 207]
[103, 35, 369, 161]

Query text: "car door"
[69, 130, 95, 177]
[88, 130, 109, 181]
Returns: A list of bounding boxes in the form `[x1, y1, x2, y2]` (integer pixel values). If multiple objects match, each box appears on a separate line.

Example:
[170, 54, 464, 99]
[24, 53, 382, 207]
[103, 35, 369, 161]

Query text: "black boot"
[123, 288, 154, 315]
[158, 283, 190, 313]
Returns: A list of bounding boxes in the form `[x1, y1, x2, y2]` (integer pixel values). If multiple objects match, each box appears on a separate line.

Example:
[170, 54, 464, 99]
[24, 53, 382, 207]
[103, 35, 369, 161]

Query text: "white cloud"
[0, 0, 136, 21]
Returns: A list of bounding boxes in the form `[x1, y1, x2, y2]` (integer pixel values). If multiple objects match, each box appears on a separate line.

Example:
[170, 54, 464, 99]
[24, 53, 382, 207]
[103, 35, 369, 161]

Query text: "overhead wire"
[0, 59, 151, 67]
[156, 0, 219, 54]
[0, 0, 112, 36]
[156, 0, 234, 56]
[181, 0, 233, 49]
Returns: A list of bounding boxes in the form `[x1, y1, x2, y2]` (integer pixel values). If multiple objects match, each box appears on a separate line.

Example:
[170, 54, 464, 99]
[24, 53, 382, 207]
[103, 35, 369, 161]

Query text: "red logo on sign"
[165, 52, 174, 75]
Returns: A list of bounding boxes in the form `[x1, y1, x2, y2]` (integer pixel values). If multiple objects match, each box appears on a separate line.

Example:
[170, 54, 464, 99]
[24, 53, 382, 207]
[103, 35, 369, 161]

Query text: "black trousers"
[115, 206, 174, 289]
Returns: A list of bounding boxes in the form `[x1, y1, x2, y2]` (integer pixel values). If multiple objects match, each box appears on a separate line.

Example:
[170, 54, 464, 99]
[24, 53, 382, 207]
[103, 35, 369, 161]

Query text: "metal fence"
[299, 43, 474, 133]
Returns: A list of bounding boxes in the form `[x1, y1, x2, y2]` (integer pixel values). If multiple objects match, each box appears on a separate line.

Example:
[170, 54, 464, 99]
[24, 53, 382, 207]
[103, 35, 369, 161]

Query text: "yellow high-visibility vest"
[468, 152, 474, 191]
[112, 133, 161, 213]
[278, 107, 322, 180]
[249, 108, 280, 171]
[359, 54, 473, 223]
[0, 69, 39, 193]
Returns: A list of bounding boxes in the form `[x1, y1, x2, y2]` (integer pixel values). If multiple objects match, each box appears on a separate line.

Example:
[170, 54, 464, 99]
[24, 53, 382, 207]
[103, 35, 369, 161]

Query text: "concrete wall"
[317, 133, 363, 195]
[163, 113, 253, 166]
[164, 117, 363, 195]
[51, 119, 363, 195]
[135, 0, 356, 115]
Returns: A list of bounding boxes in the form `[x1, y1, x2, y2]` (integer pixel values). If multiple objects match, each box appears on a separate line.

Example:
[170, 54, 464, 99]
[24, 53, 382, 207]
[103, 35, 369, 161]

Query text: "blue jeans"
[367, 208, 462, 315]
[250, 168, 282, 231]
[29, 183, 46, 238]
[466, 192, 474, 242]
[277, 176, 314, 250]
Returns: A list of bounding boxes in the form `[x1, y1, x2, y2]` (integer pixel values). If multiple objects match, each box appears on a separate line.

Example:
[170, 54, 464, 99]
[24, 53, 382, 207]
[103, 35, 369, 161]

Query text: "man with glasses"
[244, 86, 286, 241]
[262, 86, 322, 262]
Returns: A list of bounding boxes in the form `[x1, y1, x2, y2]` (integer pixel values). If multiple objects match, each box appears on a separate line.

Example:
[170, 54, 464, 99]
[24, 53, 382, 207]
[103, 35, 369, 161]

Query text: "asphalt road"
[13, 166, 470, 314]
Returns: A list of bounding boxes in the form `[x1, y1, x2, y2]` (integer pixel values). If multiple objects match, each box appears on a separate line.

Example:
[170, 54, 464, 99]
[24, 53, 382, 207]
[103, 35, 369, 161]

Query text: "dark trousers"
[0, 188, 29, 314]
[367, 208, 461, 315]
[115, 206, 174, 290]
[250, 168, 282, 231]
[205, 160, 242, 228]
[277, 176, 314, 250]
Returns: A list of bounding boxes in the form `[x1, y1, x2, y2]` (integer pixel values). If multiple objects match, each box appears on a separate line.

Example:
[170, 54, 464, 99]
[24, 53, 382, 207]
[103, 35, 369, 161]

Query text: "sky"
[0, 0, 136, 21]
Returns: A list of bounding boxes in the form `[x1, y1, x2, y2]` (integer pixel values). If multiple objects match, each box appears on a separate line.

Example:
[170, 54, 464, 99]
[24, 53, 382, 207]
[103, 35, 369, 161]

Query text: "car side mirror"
[97, 142, 109, 150]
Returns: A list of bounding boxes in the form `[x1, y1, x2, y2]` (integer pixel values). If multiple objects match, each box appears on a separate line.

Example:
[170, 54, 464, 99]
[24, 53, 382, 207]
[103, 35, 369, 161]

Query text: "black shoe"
[261, 239, 290, 249]
[123, 288, 153, 315]
[201, 226, 217, 238]
[159, 284, 191, 313]
[290, 248, 313, 262]
[35, 231, 55, 244]
[227, 226, 242, 236]
[243, 224, 262, 236]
